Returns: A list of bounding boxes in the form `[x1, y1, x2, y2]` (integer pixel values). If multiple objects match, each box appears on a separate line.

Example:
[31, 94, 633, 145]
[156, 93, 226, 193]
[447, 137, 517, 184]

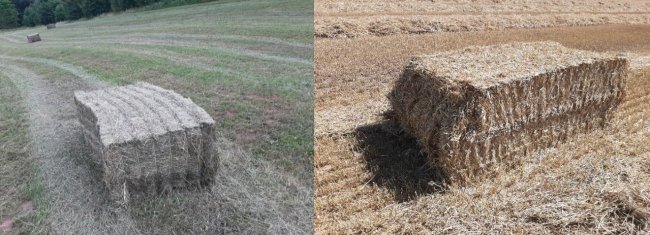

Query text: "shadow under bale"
[354, 115, 446, 202]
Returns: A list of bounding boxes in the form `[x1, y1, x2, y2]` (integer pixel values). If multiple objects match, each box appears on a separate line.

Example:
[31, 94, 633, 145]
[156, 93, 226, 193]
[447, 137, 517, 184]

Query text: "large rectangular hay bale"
[46, 23, 56, 29]
[27, 33, 41, 43]
[74, 82, 217, 202]
[389, 41, 628, 183]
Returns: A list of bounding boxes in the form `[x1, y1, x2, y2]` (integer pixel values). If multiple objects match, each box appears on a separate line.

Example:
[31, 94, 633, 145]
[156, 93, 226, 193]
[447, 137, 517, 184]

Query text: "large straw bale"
[389, 41, 628, 183]
[46, 23, 56, 29]
[27, 33, 41, 43]
[74, 82, 217, 203]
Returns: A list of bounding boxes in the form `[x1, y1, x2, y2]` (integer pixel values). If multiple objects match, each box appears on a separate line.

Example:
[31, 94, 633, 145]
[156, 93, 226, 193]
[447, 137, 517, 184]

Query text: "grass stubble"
[315, 0, 650, 38]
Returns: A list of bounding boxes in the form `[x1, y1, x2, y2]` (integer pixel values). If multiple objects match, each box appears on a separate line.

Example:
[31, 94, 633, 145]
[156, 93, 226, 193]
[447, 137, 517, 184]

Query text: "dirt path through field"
[0, 60, 139, 234]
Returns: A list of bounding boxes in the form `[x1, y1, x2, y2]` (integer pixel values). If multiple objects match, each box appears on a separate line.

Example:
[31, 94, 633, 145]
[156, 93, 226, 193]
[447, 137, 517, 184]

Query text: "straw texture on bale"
[389, 41, 628, 183]
[46, 23, 56, 29]
[74, 82, 217, 203]
[27, 33, 41, 43]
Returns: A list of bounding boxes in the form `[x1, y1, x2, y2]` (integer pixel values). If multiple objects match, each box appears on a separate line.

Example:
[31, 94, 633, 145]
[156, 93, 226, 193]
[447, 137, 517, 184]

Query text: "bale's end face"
[389, 41, 628, 183]
[74, 82, 217, 203]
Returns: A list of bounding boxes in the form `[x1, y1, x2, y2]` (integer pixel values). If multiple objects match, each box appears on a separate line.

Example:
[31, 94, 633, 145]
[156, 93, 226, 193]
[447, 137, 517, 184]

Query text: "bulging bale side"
[74, 82, 217, 203]
[389, 41, 628, 183]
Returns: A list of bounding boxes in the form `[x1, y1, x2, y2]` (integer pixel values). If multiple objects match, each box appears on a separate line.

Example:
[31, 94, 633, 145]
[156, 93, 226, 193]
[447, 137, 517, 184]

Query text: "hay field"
[314, 19, 650, 235]
[315, 0, 650, 37]
[0, 0, 313, 234]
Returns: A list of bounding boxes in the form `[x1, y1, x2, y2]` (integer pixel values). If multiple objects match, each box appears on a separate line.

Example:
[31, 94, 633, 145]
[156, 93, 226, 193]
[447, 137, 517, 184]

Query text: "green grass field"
[0, 0, 313, 233]
[0, 72, 49, 234]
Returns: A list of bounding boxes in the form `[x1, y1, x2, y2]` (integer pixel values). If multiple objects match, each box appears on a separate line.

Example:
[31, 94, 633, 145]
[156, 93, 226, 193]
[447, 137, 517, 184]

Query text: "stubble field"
[314, 1, 650, 233]
[315, 0, 650, 38]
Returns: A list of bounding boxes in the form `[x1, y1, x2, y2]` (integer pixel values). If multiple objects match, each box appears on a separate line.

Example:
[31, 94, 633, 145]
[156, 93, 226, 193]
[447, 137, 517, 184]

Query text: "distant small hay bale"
[389, 41, 628, 184]
[26, 33, 41, 43]
[74, 82, 218, 203]
[46, 23, 56, 29]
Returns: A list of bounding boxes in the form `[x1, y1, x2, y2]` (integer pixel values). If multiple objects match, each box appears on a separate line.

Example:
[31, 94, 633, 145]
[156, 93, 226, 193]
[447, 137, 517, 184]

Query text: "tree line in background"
[0, 0, 213, 29]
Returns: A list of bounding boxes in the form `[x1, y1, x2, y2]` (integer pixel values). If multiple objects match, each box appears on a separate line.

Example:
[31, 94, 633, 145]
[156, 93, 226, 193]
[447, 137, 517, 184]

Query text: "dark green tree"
[33, 0, 58, 25]
[9, 0, 214, 27]
[0, 0, 19, 29]
[133, 0, 156, 7]
[109, 0, 135, 12]
[11, 0, 31, 24]
[21, 3, 39, 26]
[78, 0, 109, 18]
[60, 0, 82, 21]
[54, 1, 65, 21]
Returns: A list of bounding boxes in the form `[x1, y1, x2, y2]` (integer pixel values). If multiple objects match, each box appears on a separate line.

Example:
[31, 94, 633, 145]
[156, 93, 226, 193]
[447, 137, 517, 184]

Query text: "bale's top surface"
[411, 41, 619, 88]
[74, 82, 215, 145]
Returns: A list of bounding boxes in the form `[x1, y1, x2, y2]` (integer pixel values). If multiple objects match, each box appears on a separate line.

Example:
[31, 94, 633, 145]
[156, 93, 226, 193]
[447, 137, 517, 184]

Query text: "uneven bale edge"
[74, 84, 218, 203]
[102, 129, 212, 202]
[389, 57, 628, 184]
[74, 92, 104, 164]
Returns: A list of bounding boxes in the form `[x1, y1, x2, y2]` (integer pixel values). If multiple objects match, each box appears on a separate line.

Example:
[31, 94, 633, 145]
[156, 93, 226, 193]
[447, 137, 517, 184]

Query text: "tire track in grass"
[2, 51, 252, 86]
[46, 34, 313, 62]
[103, 47, 251, 78]
[7, 31, 31, 43]
[18, 42, 310, 91]
[37, 39, 312, 65]
[0, 34, 23, 44]
[0, 61, 139, 234]
[0, 55, 105, 85]
[4, 48, 286, 91]
[45, 33, 313, 49]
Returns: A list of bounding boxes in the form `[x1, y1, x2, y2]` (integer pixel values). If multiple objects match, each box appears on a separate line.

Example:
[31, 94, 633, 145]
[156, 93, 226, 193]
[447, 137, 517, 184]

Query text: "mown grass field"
[0, 73, 49, 234]
[0, 0, 313, 234]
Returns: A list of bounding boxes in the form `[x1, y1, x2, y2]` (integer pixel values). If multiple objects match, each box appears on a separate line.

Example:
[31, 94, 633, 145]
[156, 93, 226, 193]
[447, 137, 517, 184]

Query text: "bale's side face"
[74, 82, 217, 203]
[389, 42, 628, 184]
[26, 34, 41, 43]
